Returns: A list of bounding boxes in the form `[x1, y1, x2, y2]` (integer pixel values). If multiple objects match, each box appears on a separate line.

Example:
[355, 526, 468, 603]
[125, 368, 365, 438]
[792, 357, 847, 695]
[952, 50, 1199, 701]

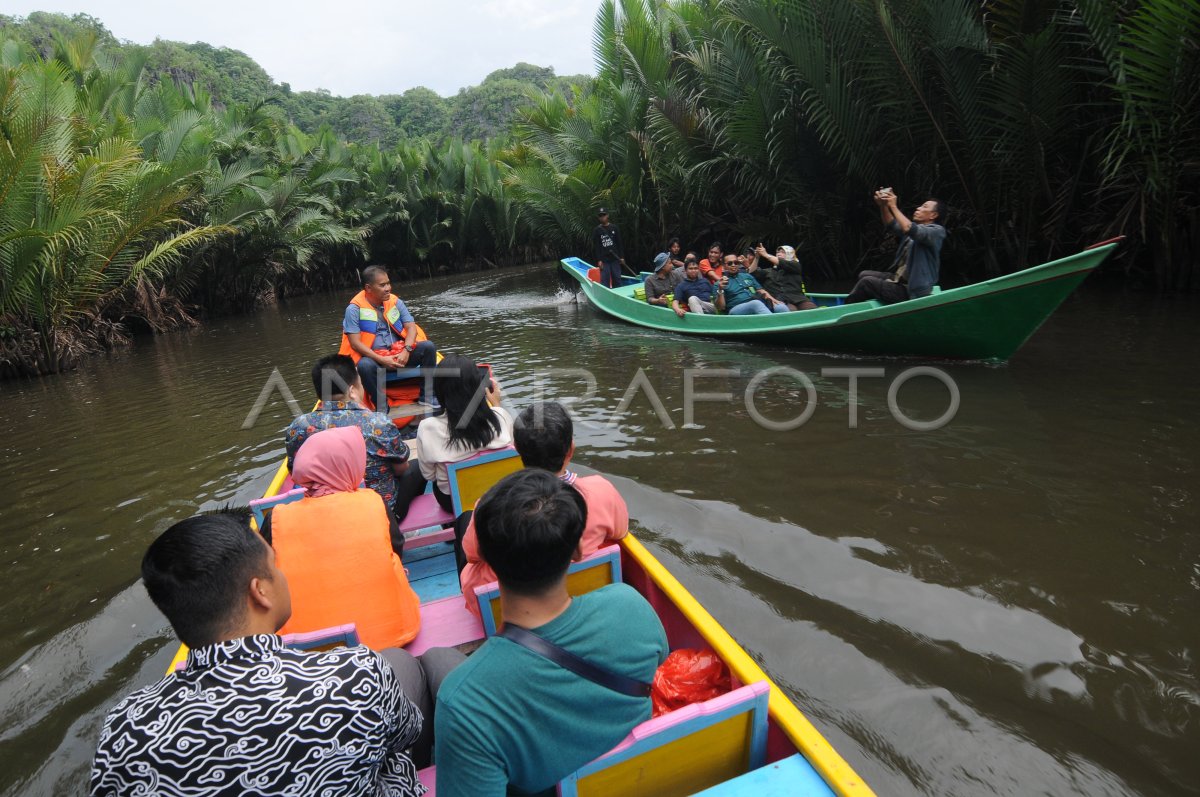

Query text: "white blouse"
[417, 405, 515, 495]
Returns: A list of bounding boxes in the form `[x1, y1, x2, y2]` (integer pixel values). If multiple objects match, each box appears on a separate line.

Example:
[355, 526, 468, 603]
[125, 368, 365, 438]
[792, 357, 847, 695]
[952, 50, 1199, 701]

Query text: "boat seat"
[474, 544, 622, 636]
[397, 492, 455, 538]
[392, 447, 521, 548]
[249, 487, 305, 528]
[445, 447, 523, 517]
[280, 623, 361, 651]
[173, 623, 364, 672]
[557, 680, 771, 797]
[691, 753, 836, 796]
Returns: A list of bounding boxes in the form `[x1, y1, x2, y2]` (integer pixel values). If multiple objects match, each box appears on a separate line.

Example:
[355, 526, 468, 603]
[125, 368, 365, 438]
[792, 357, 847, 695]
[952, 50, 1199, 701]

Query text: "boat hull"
[562, 243, 1118, 361]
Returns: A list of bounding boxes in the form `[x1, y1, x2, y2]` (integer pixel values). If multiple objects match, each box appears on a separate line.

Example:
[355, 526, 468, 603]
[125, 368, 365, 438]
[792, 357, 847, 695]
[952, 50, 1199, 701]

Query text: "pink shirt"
[460, 474, 629, 618]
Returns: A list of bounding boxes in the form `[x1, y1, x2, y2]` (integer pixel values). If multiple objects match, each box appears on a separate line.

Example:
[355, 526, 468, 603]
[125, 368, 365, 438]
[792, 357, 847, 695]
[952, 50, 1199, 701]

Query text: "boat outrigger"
[166, 390, 875, 795]
[561, 240, 1121, 361]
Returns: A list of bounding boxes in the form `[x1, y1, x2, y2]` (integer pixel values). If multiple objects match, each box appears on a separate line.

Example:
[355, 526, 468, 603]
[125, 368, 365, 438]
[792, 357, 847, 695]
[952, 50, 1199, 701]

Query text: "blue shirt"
[343, 300, 415, 351]
[435, 584, 668, 797]
[673, 276, 713, 304]
[722, 272, 765, 309]
[285, 401, 410, 507]
[887, 220, 946, 298]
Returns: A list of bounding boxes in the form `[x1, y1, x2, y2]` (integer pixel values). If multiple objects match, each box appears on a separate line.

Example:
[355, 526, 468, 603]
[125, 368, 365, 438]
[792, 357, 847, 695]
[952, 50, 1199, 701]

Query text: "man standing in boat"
[847, 189, 946, 304]
[591, 208, 627, 288]
[340, 265, 439, 412]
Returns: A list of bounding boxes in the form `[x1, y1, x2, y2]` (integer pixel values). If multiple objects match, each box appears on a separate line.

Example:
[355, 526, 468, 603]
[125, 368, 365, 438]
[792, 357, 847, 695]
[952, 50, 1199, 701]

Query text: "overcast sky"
[6, 1, 600, 97]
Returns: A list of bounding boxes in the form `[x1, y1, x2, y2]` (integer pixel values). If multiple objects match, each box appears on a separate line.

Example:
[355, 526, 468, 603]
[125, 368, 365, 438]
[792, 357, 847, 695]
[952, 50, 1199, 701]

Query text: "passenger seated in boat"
[393, 354, 515, 520]
[716, 254, 788, 315]
[434, 470, 668, 797]
[847, 189, 945, 304]
[644, 252, 683, 306]
[340, 265, 439, 411]
[90, 511, 445, 795]
[698, 241, 724, 283]
[750, 244, 819, 310]
[672, 259, 717, 316]
[458, 401, 629, 618]
[285, 354, 411, 520]
[664, 236, 686, 271]
[266, 426, 422, 650]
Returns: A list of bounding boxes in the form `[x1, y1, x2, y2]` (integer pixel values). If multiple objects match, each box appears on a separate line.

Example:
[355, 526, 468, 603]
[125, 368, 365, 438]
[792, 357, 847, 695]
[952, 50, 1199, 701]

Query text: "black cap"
[597, 207, 609, 216]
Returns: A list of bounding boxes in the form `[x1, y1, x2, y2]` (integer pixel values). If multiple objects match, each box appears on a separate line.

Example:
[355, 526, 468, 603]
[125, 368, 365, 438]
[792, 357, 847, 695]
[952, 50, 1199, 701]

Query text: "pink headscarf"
[292, 426, 366, 498]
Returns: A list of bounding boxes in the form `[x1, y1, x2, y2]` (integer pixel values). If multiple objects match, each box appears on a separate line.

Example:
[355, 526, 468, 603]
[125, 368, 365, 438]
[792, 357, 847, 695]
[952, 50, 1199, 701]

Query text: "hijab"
[292, 425, 365, 498]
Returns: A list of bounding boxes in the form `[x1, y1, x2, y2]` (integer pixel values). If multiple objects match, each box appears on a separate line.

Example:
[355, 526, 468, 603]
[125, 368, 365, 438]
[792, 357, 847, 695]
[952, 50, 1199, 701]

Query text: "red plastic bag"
[651, 648, 732, 717]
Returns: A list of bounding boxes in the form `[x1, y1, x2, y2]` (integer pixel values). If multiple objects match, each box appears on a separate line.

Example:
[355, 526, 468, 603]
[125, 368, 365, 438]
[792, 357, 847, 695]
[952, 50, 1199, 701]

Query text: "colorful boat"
[166, 427, 874, 794]
[560, 240, 1121, 361]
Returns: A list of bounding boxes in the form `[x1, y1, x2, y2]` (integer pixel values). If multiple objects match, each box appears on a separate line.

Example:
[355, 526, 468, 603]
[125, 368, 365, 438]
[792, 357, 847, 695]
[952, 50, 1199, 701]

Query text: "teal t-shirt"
[723, 272, 764, 308]
[434, 583, 668, 797]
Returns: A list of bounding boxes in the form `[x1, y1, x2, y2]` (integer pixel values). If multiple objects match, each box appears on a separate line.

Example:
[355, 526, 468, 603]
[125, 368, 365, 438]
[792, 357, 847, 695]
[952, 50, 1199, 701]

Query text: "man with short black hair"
[434, 470, 667, 797]
[284, 354, 411, 522]
[339, 266, 439, 412]
[847, 190, 946, 304]
[591, 208, 626, 288]
[672, 259, 716, 316]
[458, 402, 629, 617]
[90, 513, 428, 796]
[698, 242, 724, 283]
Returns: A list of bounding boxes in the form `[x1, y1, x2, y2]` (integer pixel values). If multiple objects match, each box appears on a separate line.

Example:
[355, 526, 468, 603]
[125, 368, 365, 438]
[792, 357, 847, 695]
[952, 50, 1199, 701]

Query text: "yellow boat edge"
[619, 533, 876, 797]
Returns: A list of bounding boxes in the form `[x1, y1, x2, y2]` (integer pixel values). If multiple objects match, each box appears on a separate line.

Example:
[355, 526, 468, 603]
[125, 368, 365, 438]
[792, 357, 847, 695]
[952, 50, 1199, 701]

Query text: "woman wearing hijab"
[268, 425, 421, 649]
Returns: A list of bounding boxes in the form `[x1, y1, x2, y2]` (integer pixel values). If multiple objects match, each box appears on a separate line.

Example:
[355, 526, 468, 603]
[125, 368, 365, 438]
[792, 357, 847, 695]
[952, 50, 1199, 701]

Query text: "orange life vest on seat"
[273, 489, 420, 649]
[338, 291, 427, 363]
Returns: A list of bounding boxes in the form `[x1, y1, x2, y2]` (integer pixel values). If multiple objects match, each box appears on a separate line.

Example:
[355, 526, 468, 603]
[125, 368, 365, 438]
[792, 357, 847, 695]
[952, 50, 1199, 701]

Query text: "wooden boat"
[561, 240, 1121, 361]
[165, 371, 874, 794]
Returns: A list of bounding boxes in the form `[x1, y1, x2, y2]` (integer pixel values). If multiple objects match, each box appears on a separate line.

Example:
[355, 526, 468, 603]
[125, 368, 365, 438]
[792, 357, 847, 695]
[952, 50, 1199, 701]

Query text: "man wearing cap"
[751, 244, 818, 311]
[591, 208, 626, 288]
[644, 252, 683, 306]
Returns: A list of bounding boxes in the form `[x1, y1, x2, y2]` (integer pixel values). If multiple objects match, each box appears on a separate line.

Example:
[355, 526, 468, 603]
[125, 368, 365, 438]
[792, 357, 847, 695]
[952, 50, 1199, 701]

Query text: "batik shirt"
[90, 634, 424, 797]
[285, 400, 409, 507]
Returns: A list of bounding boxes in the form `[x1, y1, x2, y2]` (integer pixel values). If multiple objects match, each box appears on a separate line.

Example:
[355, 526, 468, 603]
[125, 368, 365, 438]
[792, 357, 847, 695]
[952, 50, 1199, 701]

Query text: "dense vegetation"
[2, 3, 1197, 379]
[508, 0, 1199, 289]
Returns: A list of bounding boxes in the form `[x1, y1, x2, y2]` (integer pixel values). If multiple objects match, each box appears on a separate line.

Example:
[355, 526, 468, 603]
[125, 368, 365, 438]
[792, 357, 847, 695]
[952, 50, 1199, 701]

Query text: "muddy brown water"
[0, 263, 1196, 795]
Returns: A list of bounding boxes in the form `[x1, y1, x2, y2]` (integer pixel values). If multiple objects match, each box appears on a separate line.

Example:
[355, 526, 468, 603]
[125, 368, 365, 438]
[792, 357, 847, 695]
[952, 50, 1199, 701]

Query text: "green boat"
[561, 241, 1120, 361]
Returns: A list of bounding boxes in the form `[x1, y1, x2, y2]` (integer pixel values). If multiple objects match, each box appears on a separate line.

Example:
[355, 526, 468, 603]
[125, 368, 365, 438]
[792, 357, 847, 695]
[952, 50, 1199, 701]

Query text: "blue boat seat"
[691, 753, 836, 796]
[249, 487, 305, 528]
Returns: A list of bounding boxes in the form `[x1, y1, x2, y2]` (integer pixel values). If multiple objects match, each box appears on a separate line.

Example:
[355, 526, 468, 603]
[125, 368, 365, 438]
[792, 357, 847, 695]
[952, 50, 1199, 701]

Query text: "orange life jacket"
[273, 489, 420, 649]
[338, 291, 427, 363]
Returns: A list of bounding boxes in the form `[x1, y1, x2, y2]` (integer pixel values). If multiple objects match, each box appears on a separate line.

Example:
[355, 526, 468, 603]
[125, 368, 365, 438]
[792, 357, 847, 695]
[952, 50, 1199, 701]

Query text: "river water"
[0, 263, 1196, 795]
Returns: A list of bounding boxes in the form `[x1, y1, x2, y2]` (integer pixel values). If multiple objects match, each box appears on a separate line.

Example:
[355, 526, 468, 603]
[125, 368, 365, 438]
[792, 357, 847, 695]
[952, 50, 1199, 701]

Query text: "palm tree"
[0, 59, 228, 375]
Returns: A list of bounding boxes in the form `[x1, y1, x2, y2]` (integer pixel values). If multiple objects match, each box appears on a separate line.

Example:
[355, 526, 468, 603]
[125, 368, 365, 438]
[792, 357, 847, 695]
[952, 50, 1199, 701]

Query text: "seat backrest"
[474, 544, 622, 636]
[249, 487, 305, 528]
[445, 447, 523, 517]
[280, 623, 361, 652]
[557, 681, 771, 797]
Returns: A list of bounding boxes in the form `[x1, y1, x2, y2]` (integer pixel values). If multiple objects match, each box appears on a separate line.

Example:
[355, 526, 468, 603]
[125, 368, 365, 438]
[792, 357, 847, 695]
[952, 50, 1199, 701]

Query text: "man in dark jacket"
[751, 244, 818, 310]
[591, 208, 626, 288]
[847, 190, 946, 304]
